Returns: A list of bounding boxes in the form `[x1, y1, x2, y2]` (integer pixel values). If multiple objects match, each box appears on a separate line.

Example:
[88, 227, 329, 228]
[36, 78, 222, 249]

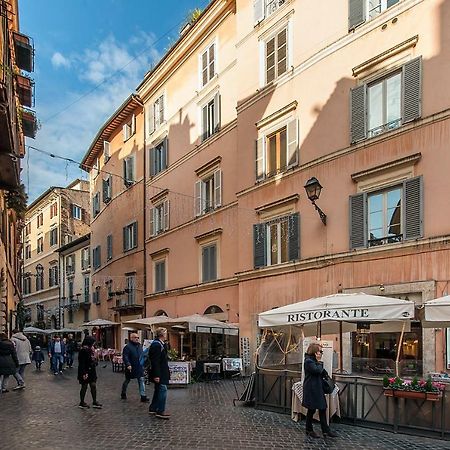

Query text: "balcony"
[13, 32, 34, 73]
[112, 297, 144, 314]
[16, 74, 34, 107]
[21, 107, 37, 138]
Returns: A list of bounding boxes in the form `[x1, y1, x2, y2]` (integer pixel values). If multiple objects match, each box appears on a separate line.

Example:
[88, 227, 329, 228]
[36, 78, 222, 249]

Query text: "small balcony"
[13, 32, 34, 73]
[112, 297, 144, 314]
[21, 107, 37, 138]
[16, 74, 34, 107]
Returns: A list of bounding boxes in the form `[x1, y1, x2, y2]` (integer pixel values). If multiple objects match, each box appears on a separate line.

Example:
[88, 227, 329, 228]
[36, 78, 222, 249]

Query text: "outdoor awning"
[123, 316, 171, 330]
[82, 319, 119, 327]
[23, 326, 50, 335]
[423, 295, 450, 327]
[163, 314, 239, 335]
[258, 293, 415, 328]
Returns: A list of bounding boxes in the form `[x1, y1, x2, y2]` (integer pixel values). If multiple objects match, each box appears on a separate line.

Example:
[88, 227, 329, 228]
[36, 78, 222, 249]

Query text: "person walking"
[31, 346, 45, 370]
[302, 343, 337, 438]
[10, 329, 32, 390]
[65, 334, 76, 368]
[77, 336, 102, 409]
[148, 328, 170, 419]
[121, 333, 149, 402]
[0, 332, 19, 394]
[48, 335, 66, 375]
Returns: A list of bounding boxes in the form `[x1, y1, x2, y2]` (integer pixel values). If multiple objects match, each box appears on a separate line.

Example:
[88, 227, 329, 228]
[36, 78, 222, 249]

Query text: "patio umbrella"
[23, 326, 50, 334]
[423, 295, 450, 327]
[123, 316, 171, 330]
[82, 318, 120, 327]
[162, 313, 239, 334]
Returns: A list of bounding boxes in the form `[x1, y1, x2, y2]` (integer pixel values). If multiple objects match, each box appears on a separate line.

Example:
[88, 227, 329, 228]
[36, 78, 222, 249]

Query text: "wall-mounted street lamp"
[304, 177, 327, 225]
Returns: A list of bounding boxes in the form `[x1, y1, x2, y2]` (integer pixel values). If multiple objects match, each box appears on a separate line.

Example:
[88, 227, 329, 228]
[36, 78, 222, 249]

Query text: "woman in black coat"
[77, 337, 101, 409]
[302, 343, 337, 438]
[0, 332, 19, 393]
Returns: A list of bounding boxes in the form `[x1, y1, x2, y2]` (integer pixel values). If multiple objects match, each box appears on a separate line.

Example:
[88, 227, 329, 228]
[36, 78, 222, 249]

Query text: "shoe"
[92, 402, 103, 409]
[120, 393, 126, 400]
[1, 389, 9, 393]
[140, 396, 149, 402]
[148, 410, 156, 415]
[155, 412, 171, 420]
[323, 431, 338, 438]
[78, 402, 90, 409]
[54, 372, 58, 375]
[306, 430, 320, 439]
[59, 371, 63, 374]
[13, 384, 25, 390]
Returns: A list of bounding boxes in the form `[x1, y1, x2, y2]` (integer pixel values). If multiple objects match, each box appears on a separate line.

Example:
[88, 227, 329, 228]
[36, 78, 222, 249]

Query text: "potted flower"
[382, 375, 445, 401]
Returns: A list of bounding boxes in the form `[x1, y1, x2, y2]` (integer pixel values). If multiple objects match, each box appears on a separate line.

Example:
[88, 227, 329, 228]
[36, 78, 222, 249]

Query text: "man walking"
[148, 328, 170, 419]
[48, 335, 65, 375]
[121, 333, 148, 402]
[10, 329, 32, 389]
[65, 334, 76, 368]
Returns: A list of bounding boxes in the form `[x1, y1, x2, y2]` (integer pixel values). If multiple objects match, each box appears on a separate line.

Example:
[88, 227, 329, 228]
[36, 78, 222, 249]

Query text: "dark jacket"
[77, 345, 97, 384]
[0, 338, 19, 376]
[31, 349, 45, 363]
[66, 339, 77, 353]
[149, 339, 170, 385]
[302, 354, 328, 410]
[49, 340, 66, 356]
[122, 341, 144, 379]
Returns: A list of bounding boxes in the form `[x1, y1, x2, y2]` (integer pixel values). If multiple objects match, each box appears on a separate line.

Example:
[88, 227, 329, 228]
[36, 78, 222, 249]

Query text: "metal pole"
[339, 321, 344, 372]
[395, 321, 406, 376]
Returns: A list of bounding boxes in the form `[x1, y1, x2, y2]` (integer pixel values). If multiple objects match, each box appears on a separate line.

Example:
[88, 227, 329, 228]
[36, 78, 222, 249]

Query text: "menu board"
[222, 358, 243, 372]
[168, 361, 190, 385]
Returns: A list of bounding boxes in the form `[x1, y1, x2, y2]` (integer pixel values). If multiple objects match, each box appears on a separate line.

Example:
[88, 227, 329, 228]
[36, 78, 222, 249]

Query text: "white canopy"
[258, 293, 415, 328]
[423, 295, 450, 327]
[123, 316, 170, 330]
[23, 326, 50, 335]
[82, 318, 119, 327]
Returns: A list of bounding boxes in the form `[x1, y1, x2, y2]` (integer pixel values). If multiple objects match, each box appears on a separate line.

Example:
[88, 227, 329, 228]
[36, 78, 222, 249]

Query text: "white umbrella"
[23, 326, 50, 335]
[124, 316, 171, 330]
[162, 314, 239, 334]
[423, 295, 450, 327]
[82, 318, 119, 327]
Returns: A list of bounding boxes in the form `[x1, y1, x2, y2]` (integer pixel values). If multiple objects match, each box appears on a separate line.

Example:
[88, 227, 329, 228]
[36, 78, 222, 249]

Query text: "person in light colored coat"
[10, 329, 32, 389]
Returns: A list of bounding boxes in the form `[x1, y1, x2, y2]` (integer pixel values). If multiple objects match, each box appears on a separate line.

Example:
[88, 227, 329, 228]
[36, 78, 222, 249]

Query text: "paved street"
[1, 362, 450, 450]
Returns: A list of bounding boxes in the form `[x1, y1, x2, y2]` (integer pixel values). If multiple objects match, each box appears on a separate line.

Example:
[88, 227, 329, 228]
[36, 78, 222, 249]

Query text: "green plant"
[382, 375, 445, 393]
[6, 184, 28, 220]
[167, 348, 179, 361]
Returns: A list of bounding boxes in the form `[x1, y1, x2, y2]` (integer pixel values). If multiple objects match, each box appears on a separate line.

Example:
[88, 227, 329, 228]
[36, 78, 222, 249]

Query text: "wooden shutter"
[213, 93, 221, 133]
[147, 103, 155, 136]
[149, 147, 155, 177]
[130, 156, 135, 182]
[160, 261, 165, 291]
[202, 246, 209, 282]
[107, 235, 112, 260]
[210, 245, 217, 280]
[286, 119, 299, 168]
[202, 104, 208, 141]
[162, 200, 169, 231]
[402, 57, 422, 124]
[403, 176, 423, 240]
[122, 124, 128, 141]
[102, 179, 108, 202]
[103, 141, 110, 160]
[123, 160, 128, 186]
[214, 169, 222, 208]
[288, 213, 300, 261]
[159, 94, 165, 124]
[255, 137, 265, 181]
[254, 0, 265, 25]
[131, 114, 136, 135]
[253, 223, 267, 268]
[133, 222, 138, 248]
[162, 137, 168, 170]
[350, 85, 367, 143]
[195, 181, 202, 216]
[108, 175, 113, 199]
[349, 193, 367, 249]
[149, 208, 155, 237]
[349, 0, 365, 31]
[123, 226, 127, 251]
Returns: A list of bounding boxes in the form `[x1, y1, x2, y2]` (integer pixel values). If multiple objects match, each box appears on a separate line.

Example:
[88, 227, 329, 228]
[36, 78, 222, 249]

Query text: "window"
[103, 140, 110, 162]
[265, 27, 287, 84]
[73, 204, 82, 220]
[147, 94, 165, 135]
[265, 0, 286, 16]
[154, 260, 166, 293]
[254, 0, 286, 24]
[123, 156, 135, 186]
[256, 119, 298, 181]
[201, 43, 215, 87]
[106, 279, 113, 299]
[122, 114, 136, 141]
[349, 0, 400, 30]
[102, 175, 112, 203]
[81, 247, 90, 270]
[350, 58, 422, 143]
[92, 194, 100, 217]
[195, 169, 222, 216]
[107, 234, 113, 260]
[68, 280, 74, 300]
[37, 237, 43, 254]
[253, 213, 300, 268]
[201, 93, 220, 141]
[149, 138, 168, 177]
[92, 157, 100, 178]
[25, 245, 31, 259]
[50, 227, 58, 247]
[201, 243, 217, 283]
[123, 222, 137, 251]
[66, 254, 75, 275]
[93, 286, 101, 305]
[35, 265, 44, 291]
[84, 275, 90, 303]
[23, 276, 31, 295]
[48, 265, 58, 287]
[37, 212, 43, 227]
[149, 201, 169, 236]
[349, 176, 423, 249]
[126, 274, 136, 304]
[92, 246, 101, 270]
[25, 223, 31, 236]
[50, 202, 58, 219]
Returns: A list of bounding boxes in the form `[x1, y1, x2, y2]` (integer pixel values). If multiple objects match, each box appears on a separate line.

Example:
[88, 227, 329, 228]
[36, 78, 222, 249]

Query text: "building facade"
[0, 0, 35, 334]
[81, 95, 145, 348]
[22, 180, 90, 329]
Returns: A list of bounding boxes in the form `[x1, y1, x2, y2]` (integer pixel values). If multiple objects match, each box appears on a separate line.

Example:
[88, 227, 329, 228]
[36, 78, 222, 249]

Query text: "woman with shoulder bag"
[302, 343, 338, 439]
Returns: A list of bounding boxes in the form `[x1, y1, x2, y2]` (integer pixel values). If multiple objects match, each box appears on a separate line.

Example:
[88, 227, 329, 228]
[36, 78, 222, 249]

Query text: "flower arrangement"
[382, 375, 446, 393]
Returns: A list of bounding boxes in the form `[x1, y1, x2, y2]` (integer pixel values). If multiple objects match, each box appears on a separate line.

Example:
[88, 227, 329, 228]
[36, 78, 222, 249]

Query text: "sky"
[19, 0, 208, 202]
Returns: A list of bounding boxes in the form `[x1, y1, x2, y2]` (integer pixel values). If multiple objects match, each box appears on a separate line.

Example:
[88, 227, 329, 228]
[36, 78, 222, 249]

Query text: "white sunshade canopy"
[423, 295, 450, 327]
[123, 316, 171, 330]
[82, 318, 120, 327]
[23, 326, 50, 335]
[258, 293, 415, 328]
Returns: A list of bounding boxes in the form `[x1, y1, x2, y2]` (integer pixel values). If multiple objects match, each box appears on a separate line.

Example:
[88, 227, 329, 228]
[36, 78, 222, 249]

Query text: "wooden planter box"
[383, 389, 442, 401]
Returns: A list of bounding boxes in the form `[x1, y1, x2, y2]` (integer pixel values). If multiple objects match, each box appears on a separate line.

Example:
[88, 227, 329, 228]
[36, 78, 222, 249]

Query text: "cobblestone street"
[0, 362, 449, 449]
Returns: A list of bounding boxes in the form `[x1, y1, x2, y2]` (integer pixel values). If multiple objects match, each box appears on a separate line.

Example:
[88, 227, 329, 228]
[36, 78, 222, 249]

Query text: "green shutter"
[350, 85, 366, 143]
[349, 0, 365, 30]
[403, 176, 423, 240]
[402, 57, 422, 124]
[349, 193, 367, 249]
[288, 213, 300, 261]
[253, 223, 267, 268]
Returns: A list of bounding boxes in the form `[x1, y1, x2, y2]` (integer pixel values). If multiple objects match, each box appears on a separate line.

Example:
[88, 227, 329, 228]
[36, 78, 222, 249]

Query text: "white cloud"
[51, 51, 71, 68]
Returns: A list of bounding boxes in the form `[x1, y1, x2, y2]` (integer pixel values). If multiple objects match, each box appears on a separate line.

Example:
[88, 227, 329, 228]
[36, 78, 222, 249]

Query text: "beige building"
[23, 180, 90, 329]
[81, 95, 145, 348]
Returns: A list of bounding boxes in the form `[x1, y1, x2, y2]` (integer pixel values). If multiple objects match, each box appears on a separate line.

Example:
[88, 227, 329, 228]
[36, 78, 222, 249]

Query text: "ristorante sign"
[287, 308, 371, 323]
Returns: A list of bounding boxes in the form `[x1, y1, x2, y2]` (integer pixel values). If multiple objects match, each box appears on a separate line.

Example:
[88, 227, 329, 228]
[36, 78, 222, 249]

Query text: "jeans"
[13, 363, 27, 385]
[0, 374, 9, 391]
[66, 352, 74, 367]
[122, 376, 146, 397]
[150, 383, 167, 413]
[52, 353, 64, 373]
[305, 408, 330, 433]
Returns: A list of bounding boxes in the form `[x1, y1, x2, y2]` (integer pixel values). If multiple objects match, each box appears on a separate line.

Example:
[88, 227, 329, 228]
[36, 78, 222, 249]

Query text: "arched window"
[204, 305, 223, 315]
[154, 310, 168, 317]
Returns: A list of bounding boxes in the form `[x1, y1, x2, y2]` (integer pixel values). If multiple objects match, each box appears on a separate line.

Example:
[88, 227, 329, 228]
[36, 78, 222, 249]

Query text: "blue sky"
[20, 0, 207, 202]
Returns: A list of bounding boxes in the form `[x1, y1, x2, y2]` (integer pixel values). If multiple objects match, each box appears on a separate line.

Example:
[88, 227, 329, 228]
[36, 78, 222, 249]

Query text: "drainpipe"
[142, 103, 147, 324]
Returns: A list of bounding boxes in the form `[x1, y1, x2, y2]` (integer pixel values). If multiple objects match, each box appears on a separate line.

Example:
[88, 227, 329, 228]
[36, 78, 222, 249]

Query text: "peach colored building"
[81, 95, 145, 348]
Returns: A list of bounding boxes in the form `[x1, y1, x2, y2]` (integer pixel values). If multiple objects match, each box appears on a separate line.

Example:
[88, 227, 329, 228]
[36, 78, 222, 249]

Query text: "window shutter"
[286, 119, 299, 168]
[123, 226, 127, 251]
[402, 57, 422, 124]
[213, 92, 221, 132]
[202, 246, 209, 282]
[160, 262, 165, 291]
[149, 148, 155, 177]
[162, 137, 168, 170]
[253, 0, 265, 25]
[123, 160, 128, 185]
[163, 200, 169, 231]
[253, 223, 267, 268]
[288, 213, 300, 261]
[107, 235, 112, 259]
[255, 137, 265, 181]
[403, 176, 423, 240]
[348, 0, 365, 31]
[133, 222, 138, 248]
[122, 124, 128, 141]
[149, 208, 155, 237]
[349, 193, 367, 249]
[131, 114, 136, 135]
[102, 179, 108, 202]
[210, 245, 217, 280]
[109, 175, 113, 199]
[129, 156, 135, 182]
[214, 169, 222, 208]
[160, 94, 165, 124]
[195, 180, 202, 216]
[350, 84, 367, 143]
[103, 141, 110, 161]
[147, 104, 155, 136]
[202, 105, 208, 141]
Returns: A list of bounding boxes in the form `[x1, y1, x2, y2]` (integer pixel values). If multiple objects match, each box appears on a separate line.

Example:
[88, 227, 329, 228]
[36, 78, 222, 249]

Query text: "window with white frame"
[123, 155, 135, 186]
[37, 212, 43, 227]
[122, 114, 136, 141]
[149, 138, 168, 177]
[201, 43, 216, 87]
[107, 234, 113, 260]
[50, 202, 58, 219]
[264, 27, 288, 85]
[126, 274, 136, 305]
[201, 243, 217, 283]
[66, 254, 75, 276]
[147, 94, 165, 136]
[349, 0, 400, 29]
[103, 140, 110, 162]
[195, 169, 222, 216]
[149, 200, 169, 236]
[50, 227, 58, 247]
[201, 93, 220, 141]
[37, 237, 43, 254]
[254, 0, 286, 24]
[102, 175, 112, 203]
[154, 259, 166, 293]
[81, 247, 90, 270]
[73, 204, 82, 220]
[123, 222, 137, 251]
[49, 264, 58, 287]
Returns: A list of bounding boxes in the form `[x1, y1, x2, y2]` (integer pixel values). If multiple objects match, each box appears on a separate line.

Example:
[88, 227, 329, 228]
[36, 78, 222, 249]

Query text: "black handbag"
[322, 375, 335, 394]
